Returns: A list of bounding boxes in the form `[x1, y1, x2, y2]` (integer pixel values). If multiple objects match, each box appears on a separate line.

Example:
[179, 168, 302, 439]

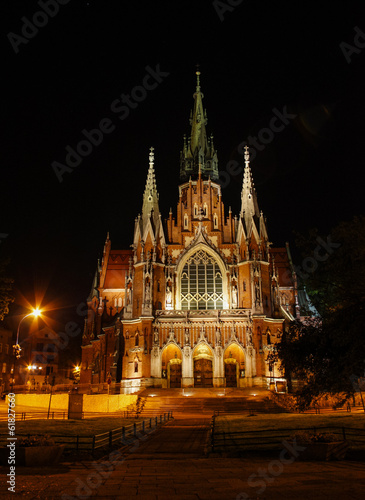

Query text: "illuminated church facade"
[80, 73, 299, 391]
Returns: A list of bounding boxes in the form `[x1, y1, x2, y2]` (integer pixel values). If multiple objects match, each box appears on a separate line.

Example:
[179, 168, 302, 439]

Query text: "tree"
[276, 216, 365, 407]
[0, 258, 14, 321]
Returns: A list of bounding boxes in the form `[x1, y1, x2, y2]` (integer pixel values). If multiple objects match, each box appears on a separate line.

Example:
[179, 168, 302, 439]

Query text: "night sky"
[1, 1, 364, 348]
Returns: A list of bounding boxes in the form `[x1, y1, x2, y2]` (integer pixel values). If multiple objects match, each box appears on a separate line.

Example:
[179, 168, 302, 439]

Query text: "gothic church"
[80, 72, 299, 392]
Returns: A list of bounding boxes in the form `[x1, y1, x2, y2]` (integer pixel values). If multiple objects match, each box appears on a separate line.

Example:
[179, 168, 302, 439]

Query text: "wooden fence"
[210, 420, 365, 453]
[0, 412, 173, 455]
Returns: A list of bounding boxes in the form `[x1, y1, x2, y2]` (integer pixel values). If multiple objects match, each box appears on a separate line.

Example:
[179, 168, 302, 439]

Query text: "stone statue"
[166, 285, 172, 306]
[185, 329, 190, 345]
[145, 282, 151, 302]
[232, 285, 238, 308]
[216, 327, 222, 345]
[255, 280, 260, 305]
[153, 328, 159, 344]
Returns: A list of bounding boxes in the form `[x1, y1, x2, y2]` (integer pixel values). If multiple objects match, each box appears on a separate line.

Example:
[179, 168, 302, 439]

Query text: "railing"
[0, 412, 173, 455]
[6, 383, 122, 394]
[0, 411, 68, 421]
[0, 409, 173, 422]
[210, 422, 365, 453]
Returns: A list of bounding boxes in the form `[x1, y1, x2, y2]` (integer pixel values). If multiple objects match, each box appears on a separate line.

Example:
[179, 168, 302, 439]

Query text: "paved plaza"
[1, 413, 365, 499]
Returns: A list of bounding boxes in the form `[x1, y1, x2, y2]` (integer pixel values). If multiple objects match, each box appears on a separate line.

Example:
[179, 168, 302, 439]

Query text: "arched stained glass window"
[181, 250, 223, 310]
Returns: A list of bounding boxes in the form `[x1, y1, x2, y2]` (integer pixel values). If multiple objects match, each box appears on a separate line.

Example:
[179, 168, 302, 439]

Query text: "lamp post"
[12, 308, 42, 391]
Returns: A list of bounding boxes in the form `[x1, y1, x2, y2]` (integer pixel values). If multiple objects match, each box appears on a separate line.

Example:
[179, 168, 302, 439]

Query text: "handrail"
[0, 411, 173, 454]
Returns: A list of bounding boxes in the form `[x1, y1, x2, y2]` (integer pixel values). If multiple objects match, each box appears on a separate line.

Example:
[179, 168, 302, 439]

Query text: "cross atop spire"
[196, 64, 201, 92]
[149, 146, 154, 165]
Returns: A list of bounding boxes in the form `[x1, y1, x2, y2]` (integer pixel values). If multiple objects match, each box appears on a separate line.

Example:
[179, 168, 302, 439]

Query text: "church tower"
[80, 71, 298, 393]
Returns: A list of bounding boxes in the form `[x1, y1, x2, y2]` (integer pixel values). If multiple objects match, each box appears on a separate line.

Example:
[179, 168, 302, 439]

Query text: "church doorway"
[169, 361, 182, 388]
[194, 358, 213, 387]
[224, 344, 245, 388]
[224, 362, 237, 387]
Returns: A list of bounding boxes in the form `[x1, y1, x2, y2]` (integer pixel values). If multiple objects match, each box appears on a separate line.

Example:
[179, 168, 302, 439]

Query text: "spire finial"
[195, 63, 201, 92]
[244, 145, 250, 163]
[149, 146, 154, 167]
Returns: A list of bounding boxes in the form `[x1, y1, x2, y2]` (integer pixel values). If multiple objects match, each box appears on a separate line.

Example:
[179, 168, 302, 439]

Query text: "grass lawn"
[215, 412, 365, 433]
[0, 416, 138, 438]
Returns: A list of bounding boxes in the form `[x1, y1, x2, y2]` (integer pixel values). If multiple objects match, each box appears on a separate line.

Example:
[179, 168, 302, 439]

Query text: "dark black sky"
[1, 0, 364, 339]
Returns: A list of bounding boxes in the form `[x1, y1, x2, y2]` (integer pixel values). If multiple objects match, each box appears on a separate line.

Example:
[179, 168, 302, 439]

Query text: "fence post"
[109, 430, 113, 448]
[134, 422, 137, 437]
[155, 416, 157, 428]
[149, 418, 152, 428]
[142, 420, 145, 433]
[342, 427, 346, 440]
[76, 435, 79, 451]
[211, 415, 215, 453]
[160, 414, 162, 424]
[122, 426, 125, 443]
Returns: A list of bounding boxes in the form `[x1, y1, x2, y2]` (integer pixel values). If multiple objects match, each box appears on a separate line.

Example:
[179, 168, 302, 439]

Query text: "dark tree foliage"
[276, 216, 365, 407]
[0, 258, 14, 321]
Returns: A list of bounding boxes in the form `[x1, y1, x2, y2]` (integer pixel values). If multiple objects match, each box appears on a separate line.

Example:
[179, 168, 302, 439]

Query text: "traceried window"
[181, 250, 223, 310]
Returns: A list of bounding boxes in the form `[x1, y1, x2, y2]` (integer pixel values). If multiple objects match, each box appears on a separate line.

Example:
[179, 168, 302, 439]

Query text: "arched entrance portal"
[169, 359, 182, 388]
[224, 344, 245, 388]
[193, 343, 213, 388]
[162, 345, 182, 388]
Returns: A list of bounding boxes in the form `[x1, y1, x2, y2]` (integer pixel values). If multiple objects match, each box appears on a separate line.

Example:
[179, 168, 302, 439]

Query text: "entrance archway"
[162, 345, 182, 388]
[193, 343, 213, 388]
[169, 359, 182, 388]
[224, 360, 237, 387]
[224, 344, 245, 388]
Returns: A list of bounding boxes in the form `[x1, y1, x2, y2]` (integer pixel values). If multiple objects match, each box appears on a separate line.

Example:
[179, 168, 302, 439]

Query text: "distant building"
[81, 72, 302, 392]
[17, 326, 61, 389]
[0, 327, 13, 394]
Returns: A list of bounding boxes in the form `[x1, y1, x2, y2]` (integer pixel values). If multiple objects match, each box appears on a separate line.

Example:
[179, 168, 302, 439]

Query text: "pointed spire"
[142, 147, 160, 228]
[240, 146, 260, 221]
[180, 69, 219, 181]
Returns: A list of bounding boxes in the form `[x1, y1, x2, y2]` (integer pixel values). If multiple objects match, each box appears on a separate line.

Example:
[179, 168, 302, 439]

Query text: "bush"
[16, 434, 55, 447]
[291, 431, 338, 444]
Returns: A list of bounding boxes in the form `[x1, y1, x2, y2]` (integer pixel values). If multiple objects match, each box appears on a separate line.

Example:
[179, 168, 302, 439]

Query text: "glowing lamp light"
[32, 308, 42, 318]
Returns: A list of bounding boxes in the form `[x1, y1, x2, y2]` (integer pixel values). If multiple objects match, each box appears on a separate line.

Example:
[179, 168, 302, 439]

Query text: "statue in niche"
[185, 329, 190, 345]
[153, 328, 159, 344]
[216, 327, 222, 345]
[166, 285, 172, 306]
[126, 287, 131, 305]
[145, 282, 151, 302]
[255, 280, 260, 306]
[232, 285, 238, 308]
[246, 323, 253, 346]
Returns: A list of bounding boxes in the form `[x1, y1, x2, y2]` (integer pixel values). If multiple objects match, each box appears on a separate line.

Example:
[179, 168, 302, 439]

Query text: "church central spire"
[180, 70, 219, 181]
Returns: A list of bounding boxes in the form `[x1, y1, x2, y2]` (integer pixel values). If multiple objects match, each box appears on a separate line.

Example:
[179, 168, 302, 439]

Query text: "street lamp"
[12, 308, 42, 390]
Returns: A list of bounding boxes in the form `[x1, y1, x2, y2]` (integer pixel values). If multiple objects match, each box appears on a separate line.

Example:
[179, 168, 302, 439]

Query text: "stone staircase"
[132, 395, 288, 417]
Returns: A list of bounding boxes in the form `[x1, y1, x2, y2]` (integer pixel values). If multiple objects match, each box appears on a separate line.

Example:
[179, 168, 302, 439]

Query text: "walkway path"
[1, 414, 365, 499]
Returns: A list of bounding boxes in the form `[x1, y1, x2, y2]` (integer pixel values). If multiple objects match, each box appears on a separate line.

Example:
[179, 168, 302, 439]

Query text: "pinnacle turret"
[142, 147, 160, 228]
[240, 146, 260, 222]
